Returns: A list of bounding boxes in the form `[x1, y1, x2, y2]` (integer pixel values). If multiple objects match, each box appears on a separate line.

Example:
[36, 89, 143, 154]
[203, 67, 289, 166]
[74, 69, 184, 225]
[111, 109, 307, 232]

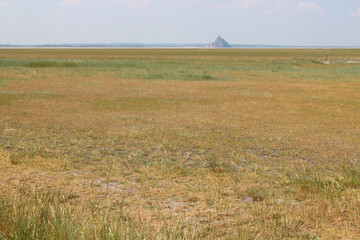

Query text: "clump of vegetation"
[26, 60, 78, 68]
[0, 188, 198, 240]
[245, 187, 270, 202]
[292, 163, 360, 196]
[201, 74, 215, 80]
[26, 61, 58, 68]
[9, 152, 25, 165]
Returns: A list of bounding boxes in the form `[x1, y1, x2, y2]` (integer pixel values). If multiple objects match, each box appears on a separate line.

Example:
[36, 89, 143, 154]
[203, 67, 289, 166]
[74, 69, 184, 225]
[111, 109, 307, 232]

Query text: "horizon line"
[1, 43, 360, 49]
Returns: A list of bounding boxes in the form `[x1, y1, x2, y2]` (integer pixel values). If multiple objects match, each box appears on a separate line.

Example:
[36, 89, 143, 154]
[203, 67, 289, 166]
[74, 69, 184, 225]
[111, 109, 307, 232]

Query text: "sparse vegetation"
[0, 49, 360, 239]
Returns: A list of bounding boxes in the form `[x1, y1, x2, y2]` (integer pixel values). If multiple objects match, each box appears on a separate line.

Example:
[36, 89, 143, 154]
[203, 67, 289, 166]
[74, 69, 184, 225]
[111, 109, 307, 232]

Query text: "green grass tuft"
[26, 61, 58, 68]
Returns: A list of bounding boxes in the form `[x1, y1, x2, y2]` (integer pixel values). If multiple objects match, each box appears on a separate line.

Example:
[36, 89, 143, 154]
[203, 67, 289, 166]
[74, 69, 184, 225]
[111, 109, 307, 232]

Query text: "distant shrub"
[26, 60, 79, 68]
[26, 61, 58, 68]
[183, 74, 218, 81]
[201, 74, 215, 80]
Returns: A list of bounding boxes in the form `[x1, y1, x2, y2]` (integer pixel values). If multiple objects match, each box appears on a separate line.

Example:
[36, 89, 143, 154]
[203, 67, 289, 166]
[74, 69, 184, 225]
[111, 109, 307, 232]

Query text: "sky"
[0, 0, 360, 46]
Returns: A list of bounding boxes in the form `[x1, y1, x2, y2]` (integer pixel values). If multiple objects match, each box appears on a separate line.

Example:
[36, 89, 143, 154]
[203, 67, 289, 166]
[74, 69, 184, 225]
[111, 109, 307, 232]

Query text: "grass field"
[0, 49, 360, 239]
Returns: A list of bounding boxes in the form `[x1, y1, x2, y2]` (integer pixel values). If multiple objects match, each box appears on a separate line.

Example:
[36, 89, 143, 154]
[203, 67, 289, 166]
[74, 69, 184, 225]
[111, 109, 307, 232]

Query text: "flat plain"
[0, 49, 360, 239]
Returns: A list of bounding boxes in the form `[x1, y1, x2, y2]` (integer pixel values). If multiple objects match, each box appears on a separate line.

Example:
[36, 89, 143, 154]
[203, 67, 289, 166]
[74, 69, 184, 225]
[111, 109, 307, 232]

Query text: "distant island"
[206, 35, 231, 48]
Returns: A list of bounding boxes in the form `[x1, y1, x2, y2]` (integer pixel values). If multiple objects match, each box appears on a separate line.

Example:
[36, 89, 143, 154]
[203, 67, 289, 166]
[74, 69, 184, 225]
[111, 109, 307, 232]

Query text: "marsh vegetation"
[0, 49, 360, 239]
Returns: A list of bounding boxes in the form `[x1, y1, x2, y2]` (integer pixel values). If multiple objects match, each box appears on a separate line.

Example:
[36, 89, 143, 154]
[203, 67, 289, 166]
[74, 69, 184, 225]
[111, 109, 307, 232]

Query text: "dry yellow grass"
[0, 49, 360, 239]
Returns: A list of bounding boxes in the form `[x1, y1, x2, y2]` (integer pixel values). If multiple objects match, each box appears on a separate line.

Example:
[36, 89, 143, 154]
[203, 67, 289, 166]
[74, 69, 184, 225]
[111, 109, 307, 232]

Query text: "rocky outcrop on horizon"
[207, 35, 231, 48]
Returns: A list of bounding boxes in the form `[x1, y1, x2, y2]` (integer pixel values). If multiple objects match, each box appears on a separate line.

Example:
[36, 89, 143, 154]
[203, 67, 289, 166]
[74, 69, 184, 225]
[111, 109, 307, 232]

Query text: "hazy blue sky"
[0, 0, 359, 45]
